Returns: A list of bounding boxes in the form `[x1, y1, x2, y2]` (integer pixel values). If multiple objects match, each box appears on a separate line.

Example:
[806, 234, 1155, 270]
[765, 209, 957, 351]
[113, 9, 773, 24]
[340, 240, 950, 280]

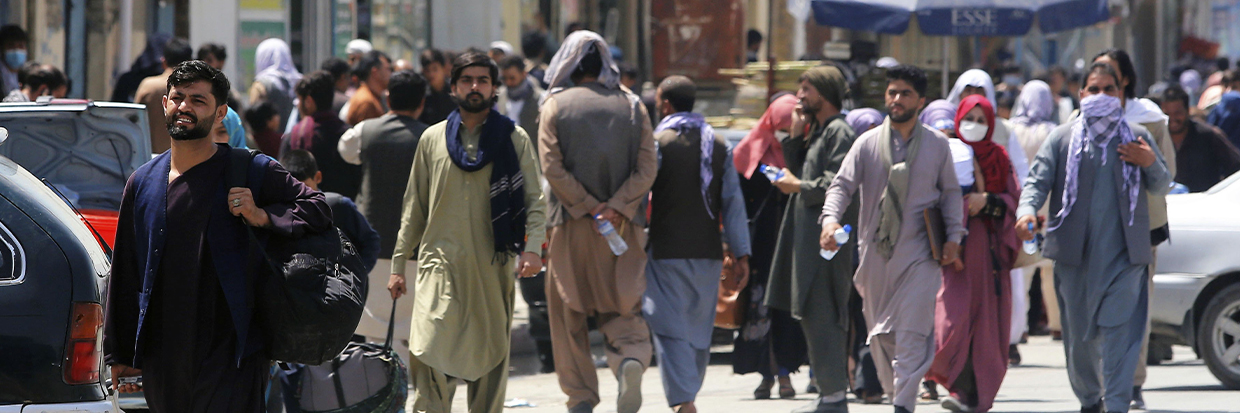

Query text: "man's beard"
[167, 112, 213, 141]
[887, 103, 916, 123]
[454, 92, 493, 113]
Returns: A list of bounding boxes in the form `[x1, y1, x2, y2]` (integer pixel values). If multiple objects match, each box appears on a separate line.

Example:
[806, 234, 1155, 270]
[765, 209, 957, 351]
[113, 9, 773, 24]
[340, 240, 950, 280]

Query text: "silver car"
[1152, 173, 1240, 389]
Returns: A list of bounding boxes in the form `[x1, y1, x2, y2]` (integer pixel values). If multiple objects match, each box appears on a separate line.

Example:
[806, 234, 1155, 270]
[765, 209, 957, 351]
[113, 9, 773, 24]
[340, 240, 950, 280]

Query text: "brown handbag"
[715, 255, 748, 329]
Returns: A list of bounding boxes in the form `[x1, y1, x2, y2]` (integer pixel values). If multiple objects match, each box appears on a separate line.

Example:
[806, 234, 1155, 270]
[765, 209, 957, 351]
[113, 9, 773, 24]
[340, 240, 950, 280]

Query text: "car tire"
[1198, 283, 1240, 390]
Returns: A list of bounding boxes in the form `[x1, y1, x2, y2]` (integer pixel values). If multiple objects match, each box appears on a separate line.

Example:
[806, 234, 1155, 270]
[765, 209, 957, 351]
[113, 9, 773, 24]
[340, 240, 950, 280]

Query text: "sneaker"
[617, 358, 643, 413]
[1080, 402, 1102, 413]
[1131, 386, 1146, 410]
[941, 395, 975, 412]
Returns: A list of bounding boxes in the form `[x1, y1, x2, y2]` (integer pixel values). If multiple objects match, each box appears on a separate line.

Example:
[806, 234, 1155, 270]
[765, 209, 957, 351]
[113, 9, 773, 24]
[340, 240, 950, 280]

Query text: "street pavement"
[414, 336, 1236, 413]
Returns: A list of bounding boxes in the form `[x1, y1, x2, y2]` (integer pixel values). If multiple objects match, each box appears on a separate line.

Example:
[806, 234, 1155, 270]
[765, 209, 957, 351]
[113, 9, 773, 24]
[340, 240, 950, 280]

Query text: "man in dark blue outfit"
[103, 60, 332, 412]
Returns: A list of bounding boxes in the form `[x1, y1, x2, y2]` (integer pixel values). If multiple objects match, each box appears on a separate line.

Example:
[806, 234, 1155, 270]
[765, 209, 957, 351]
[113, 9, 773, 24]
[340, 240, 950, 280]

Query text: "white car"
[1152, 172, 1240, 389]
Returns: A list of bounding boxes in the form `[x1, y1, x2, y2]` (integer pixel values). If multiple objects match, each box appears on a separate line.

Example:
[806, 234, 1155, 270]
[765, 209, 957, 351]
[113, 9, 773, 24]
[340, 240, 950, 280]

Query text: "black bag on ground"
[280, 299, 409, 413]
[227, 148, 368, 365]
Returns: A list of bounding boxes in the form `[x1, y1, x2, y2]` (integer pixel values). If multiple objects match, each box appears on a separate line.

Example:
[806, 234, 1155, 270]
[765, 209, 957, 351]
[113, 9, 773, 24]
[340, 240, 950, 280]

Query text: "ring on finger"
[232, 198, 241, 207]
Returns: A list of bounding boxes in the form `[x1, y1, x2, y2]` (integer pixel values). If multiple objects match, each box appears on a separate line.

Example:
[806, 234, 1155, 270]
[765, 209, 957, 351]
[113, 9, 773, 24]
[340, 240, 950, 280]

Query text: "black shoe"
[1081, 402, 1102, 413]
[806, 382, 819, 394]
[754, 378, 774, 400]
[894, 406, 912, 413]
[1009, 344, 1022, 366]
[1131, 385, 1146, 410]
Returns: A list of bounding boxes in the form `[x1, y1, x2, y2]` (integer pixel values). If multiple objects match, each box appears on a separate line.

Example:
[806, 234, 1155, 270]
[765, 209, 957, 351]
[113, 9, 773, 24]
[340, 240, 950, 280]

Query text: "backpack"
[227, 148, 368, 365]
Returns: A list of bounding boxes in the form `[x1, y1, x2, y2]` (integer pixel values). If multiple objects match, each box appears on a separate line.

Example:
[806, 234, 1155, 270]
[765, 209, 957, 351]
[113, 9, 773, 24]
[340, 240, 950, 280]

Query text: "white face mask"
[958, 120, 989, 142]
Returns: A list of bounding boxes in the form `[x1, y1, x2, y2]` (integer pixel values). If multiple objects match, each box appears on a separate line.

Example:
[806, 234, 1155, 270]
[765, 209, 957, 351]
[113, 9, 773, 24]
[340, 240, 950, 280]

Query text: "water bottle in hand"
[596, 215, 629, 256]
[759, 163, 785, 182]
[820, 225, 852, 260]
[1022, 221, 1038, 255]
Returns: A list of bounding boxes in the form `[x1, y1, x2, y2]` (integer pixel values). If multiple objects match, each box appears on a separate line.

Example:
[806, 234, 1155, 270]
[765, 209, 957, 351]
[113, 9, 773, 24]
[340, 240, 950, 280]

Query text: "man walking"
[346, 50, 392, 126]
[104, 61, 332, 411]
[643, 75, 751, 413]
[337, 70, 431, 364]
[1155, 85, 1240, 192]
[135, 37, 193, 154]
[1016, 62, 1171, 413]
[419, 48, 457, 125]
[765, 65, 858, 413]
[497, 55, 545, 142]
[820, 65, 965, 413]
[287, 70, 362, 198]
[388, 52, 547, 413]
[540, 31, 657, 413]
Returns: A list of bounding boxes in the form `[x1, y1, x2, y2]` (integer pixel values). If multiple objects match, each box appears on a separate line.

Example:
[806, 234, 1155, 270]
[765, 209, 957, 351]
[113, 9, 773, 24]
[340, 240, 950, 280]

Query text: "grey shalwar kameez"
[1018, 120, 1170, 413]
[820, 120, 966, 412]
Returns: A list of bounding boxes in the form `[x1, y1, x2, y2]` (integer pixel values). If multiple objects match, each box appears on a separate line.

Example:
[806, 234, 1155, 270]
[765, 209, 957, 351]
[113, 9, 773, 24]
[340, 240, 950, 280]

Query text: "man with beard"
[1154, 85, 1240, 192]
[1017, 62, 1170, 413]
[820, 65, 965, 413]
[104, 61, 332, 411]
[497, 55, 545, 143]
[540, 31, 657, 413]
[346, 50, 393, 126]
[389, 52, 547, 413]
[765, 65, 858, 413]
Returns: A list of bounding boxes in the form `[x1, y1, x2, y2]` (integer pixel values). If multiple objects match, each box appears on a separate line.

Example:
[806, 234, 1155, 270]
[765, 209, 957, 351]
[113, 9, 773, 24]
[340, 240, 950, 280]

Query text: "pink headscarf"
[734, 94, 797, 179]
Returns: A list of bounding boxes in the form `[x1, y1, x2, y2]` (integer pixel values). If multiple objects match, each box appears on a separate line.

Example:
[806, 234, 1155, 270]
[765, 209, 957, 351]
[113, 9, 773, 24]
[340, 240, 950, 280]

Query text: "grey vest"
[357, 113, 428, 258]
[545, 83, 648, 226]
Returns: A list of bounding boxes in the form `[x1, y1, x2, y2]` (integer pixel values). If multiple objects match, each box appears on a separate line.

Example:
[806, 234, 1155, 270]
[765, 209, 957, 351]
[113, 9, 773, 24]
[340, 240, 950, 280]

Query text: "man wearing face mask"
[1016, 62, 1170, 413]
[766, 65, 859, 413]
[0, 25, 27, 96]
[3, 64, 67, 102]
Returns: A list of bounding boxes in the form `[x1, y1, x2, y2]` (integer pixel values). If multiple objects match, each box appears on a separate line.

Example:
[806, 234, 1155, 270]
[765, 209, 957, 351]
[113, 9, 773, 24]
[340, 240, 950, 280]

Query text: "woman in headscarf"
[920, 99, 958, 132]
[111, 32, 172, 103]
[845, 108, 884, 135]
[948, 69, 1029, 197]
[730, 93, 809, 401]
[1179, 69, 1202, 107]
[210, 107, 248, 149]
[926, 94, 1019, 413]
[248, 38, 302, 133]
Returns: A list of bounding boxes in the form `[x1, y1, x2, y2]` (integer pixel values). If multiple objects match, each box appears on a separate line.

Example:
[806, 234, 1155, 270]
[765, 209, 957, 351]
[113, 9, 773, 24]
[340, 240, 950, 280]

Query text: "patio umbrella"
[810, 0, 1110, 36]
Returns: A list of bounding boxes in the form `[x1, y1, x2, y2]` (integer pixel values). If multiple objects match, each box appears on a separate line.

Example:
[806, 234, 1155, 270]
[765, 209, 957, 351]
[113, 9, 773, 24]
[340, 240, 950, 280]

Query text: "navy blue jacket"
[104, 146, 332, 368]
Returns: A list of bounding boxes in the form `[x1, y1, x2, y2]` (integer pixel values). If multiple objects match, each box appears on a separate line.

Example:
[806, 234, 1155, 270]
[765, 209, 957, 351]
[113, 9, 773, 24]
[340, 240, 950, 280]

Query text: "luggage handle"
[384, 297, 397, 352]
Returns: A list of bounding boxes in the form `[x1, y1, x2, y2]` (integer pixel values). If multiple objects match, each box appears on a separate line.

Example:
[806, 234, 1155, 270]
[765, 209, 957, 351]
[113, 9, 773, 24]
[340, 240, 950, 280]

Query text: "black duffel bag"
[228, 149, 368, 365]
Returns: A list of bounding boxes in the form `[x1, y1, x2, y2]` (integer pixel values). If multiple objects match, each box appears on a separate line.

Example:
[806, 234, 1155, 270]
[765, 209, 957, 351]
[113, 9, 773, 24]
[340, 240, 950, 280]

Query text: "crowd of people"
[86, 18, 1240, 413]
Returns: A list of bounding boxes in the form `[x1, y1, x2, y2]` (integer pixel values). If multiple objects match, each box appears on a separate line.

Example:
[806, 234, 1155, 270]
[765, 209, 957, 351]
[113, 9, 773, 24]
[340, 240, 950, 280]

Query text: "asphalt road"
[418, 336, 1237, 413]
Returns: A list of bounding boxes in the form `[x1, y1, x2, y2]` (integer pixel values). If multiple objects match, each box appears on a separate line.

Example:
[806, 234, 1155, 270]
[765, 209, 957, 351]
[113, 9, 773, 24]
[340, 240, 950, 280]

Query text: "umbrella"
[810, 0, 1110, 36]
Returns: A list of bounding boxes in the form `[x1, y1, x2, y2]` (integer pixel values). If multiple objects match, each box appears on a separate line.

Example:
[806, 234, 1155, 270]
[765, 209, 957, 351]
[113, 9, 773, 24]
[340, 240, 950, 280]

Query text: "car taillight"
[63, 302, 102, 385]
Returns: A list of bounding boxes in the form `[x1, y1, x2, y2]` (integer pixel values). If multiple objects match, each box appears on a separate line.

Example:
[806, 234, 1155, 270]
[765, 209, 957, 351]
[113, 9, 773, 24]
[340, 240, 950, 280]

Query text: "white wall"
[188, 0, 240, 90]
[429, 0, 505, 51]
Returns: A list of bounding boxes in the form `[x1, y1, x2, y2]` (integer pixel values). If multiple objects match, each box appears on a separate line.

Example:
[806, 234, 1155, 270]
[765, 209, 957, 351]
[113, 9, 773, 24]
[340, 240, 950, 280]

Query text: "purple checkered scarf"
[1051, 94, 1140, 231]
[656, 112, 717, 219]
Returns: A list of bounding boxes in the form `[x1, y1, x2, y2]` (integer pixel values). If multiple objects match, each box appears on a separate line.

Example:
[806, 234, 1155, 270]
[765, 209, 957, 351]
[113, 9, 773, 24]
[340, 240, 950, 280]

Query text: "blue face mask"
[4, 49, 25, 68]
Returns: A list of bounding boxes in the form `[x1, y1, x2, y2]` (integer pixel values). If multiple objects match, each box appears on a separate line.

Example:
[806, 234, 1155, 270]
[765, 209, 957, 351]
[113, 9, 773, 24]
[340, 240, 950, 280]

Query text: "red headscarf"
[954, 94, 1013, 193]
[733, 94, 797, 179]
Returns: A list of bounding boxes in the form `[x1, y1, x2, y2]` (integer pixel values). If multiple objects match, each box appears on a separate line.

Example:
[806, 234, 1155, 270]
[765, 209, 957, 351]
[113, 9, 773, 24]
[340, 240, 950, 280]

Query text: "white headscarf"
[947, 69, 997, 109]
[1124, 97, 1169, 124]
[254, 38, 302, 100]
[542, 31, 620, 100]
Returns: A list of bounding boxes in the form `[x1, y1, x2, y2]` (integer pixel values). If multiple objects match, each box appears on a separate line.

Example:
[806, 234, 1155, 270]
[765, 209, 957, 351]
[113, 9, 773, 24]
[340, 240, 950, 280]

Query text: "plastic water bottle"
[820, 225, 852, 260]
[596, 215, 629, 256]
[759, 163, 785, 182]
[1022, 221, 1038, 255]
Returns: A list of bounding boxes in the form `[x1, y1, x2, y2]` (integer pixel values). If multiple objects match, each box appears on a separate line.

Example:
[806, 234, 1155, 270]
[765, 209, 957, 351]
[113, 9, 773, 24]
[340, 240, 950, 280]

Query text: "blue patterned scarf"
[656, 112, 717, 219]
[445, 109, 527, 261]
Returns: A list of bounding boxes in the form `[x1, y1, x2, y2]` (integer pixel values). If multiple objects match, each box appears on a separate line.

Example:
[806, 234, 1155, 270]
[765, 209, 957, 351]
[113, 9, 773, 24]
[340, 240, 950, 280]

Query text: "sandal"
[753, 378, 773, 400]
[778, 376, 796, 399]
[920, 381, 939, 401]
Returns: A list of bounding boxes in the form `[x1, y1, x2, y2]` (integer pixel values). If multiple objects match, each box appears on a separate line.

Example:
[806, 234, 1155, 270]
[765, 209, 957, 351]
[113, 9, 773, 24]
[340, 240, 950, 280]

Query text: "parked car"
[0, 100, 151, 411]
[1152, 172, 1240, 389]
[0, 125, 115, 411]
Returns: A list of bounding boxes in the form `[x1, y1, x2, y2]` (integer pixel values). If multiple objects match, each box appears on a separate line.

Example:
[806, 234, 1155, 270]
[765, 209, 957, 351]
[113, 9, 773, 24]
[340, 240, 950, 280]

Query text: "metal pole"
[768, 0, 776, 101]
[118, 0, 133, 77]
[942, 36, 949, 98]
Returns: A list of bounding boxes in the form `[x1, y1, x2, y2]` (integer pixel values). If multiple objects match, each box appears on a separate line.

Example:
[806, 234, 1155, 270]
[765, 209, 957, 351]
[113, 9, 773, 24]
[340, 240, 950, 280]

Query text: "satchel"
[924, 207, 946, 261]
[289, 299, 408, 413]
[715, 257, 747, 329]
[228, 149, 368, 365]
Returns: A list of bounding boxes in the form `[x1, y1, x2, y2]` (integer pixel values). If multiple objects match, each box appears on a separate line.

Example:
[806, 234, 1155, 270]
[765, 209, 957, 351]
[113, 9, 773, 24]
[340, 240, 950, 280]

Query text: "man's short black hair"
[618, 62, 638, 80]
[500, 55, 526, 72]
[196, 43, 227, 61]
[658, 75, 695, 113]
[521, 31, 546, 59]
[15, 60, 38, 85]
[566, 22, 586, 35]
[1224, 69, 1240, 87]
[1153, 84, 1190, 110]
[571, 45, 604, 81]
[420, 48, 447, 69]
[885, 64, 928, 97]
[354, 50, 390, 82]
[280, 149, 319, 181]
[164, 37, 194, 67]
[296, 70, 337, 112]
[1094, 48, 1137, 100]
[747, 29, 764, 48]
[26, 64, 66, 92]
[1082, 61, 1122, 90]
[321, 57, 350, 81]
[389, 70, 428, 112]
[167, 60, 230, 107]
[0, 25, 27, 46]
[450, 52, 500, 87]
[244, 101, 279, 133]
